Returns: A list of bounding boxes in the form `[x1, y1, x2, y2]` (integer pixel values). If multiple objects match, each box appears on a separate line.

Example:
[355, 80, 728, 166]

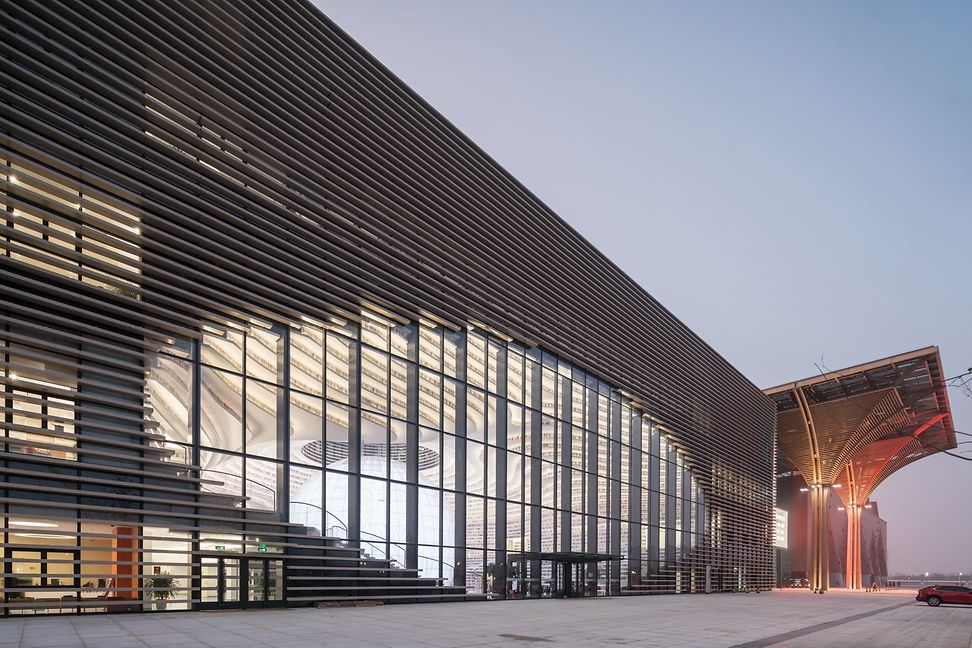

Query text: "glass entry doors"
[245, 558, 283, 607]
[506, 553, 614, 600]
[561, 562, 597, 598]
[201, 556, 282, 610]
[201, 556, 240, 609]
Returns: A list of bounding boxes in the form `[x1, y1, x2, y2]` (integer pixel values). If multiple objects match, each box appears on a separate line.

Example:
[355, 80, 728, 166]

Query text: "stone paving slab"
[0, 590, 969, 648]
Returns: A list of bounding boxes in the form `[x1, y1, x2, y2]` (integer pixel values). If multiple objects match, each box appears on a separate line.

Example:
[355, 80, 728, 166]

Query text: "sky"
[313, 0, 972, 575]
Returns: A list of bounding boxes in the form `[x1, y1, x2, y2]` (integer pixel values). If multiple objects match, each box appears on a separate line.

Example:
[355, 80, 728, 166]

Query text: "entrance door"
[541, 560, 556, 598]
[247, 559, 266, 606]
[200, 557, 241, 609]
[201, 556, 282, 610]
[561, 562, 597, 598]
[246, 558, 283, 607]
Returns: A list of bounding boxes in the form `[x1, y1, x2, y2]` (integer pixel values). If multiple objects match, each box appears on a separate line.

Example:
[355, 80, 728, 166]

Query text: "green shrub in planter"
[144, 572, 177, 600]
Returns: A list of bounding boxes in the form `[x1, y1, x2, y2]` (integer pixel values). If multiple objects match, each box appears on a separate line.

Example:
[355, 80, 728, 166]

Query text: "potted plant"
[144, 572, 177, 610]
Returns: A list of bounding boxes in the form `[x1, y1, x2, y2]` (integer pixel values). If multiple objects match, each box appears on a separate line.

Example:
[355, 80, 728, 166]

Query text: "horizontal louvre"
[1, 0, 776, 615]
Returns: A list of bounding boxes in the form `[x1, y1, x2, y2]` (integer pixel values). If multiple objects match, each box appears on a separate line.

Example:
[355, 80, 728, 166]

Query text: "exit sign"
[215, 545, 225, 551]
[258, 544, 268, 553]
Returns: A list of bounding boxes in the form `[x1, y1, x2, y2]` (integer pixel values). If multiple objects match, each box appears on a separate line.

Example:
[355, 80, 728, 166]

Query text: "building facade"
[0, 0, 775, 614]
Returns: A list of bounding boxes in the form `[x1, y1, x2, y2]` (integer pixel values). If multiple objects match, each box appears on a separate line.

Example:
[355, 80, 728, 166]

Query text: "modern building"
[766, 348, 954, 592]
[0, 0, 776, 615]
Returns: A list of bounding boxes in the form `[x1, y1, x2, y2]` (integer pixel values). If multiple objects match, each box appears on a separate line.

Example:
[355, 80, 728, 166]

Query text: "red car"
[916, 585, 972, 606]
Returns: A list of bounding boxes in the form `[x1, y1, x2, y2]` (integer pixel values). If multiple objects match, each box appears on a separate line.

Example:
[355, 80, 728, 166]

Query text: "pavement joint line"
[727, 601, 915, 648]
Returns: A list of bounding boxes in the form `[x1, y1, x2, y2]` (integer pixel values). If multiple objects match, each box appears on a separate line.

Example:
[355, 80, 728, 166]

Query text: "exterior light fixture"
[799, 487, 809, 492]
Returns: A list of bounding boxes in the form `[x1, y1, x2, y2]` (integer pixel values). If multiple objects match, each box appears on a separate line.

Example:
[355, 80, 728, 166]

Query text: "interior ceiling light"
[9, 520, 59, 528]
[13, 533, 73, 539]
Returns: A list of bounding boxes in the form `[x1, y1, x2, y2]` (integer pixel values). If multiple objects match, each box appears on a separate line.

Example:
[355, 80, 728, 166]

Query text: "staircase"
[189, 483, 478, 606]
[283, 529, 476, 605]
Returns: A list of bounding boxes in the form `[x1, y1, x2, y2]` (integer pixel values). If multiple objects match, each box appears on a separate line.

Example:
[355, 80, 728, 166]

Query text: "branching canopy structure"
[766, 347, 954, 590]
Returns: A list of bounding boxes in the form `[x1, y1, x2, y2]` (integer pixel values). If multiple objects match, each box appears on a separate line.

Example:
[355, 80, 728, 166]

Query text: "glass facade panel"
[1, 304, 714, 611]
[360, 477, 387, 559]
[360, 348, 388, 415]
[325, 333, 353, 404]
[146, 353, 192, 446]
[200, 366, 242, 452]
[245, 379, 278, 459]
[245, 458, 279, 511]
[245, 327, 279, 382]
[291, 324, 324, 397]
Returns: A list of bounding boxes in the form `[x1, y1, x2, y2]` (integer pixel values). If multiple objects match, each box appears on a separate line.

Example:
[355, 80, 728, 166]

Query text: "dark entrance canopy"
[508, 552, 623, 564]
[507, 552, 623, 599]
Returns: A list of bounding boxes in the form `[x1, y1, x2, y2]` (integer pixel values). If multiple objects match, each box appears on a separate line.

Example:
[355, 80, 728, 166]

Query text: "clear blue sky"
[313, 0, 972, 574]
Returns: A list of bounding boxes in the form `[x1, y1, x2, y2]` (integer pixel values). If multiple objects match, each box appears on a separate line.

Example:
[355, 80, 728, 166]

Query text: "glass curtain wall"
[145, 312, 709, 598]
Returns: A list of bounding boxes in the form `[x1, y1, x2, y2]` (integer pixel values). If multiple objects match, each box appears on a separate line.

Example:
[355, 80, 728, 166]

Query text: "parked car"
[916, 585, 972, 607]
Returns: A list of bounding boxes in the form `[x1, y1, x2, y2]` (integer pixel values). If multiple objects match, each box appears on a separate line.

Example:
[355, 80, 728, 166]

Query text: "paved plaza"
[1, 589, 969, 648]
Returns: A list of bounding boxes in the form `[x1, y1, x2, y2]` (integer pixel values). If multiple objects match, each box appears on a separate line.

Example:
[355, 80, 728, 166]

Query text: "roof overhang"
[765, 347, 955, 504]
